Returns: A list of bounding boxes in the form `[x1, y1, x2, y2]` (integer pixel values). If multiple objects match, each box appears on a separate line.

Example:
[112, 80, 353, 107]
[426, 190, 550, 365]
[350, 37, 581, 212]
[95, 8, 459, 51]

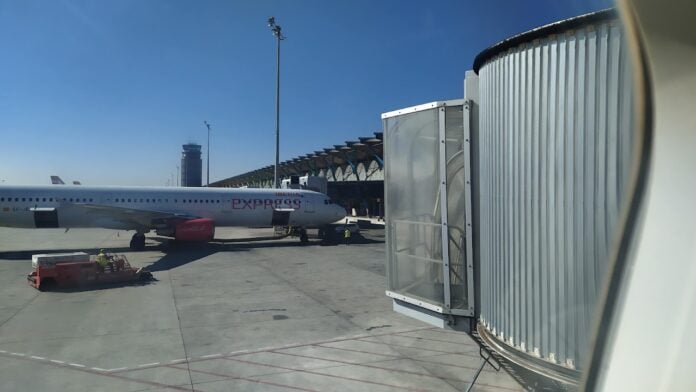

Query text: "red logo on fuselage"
[231, 198, 301, 210]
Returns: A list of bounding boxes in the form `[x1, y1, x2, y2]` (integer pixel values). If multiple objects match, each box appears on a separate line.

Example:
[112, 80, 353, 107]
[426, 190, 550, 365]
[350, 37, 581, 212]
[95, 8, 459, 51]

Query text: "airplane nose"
[334, 205, 346, 220]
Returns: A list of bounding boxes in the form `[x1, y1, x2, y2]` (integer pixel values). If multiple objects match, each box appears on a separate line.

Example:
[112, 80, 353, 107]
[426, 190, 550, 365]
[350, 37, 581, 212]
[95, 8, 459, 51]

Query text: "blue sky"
[0, 0, 611, 186]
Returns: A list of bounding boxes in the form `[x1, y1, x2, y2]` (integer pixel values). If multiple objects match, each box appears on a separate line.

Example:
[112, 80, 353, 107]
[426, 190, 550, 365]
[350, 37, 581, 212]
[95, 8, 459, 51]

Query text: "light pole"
[204, 121, 211, 186]
[268, 17, 285, 188]
[176, 165, 180, 187]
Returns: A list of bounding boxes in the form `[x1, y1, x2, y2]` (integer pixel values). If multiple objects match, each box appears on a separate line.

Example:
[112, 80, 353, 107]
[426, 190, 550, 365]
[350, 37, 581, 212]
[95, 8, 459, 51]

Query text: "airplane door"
[33, 208, 59, 228]
[304, 200, 314, 213]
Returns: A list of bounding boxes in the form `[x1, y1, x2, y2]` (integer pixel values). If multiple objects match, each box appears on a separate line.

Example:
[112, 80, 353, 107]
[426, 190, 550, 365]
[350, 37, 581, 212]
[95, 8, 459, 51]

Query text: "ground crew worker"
[96, 249, 109, 272]
[344, 225, 351, 245]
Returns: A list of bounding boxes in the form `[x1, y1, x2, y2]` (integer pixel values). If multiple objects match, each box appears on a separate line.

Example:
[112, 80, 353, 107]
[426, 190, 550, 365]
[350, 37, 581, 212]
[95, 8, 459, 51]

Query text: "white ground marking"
[106, 367, 128, 372]
[10, 352, 25, 356]
[91, 367, 107, 372]
[200, 354, 222, 359]
[137, 362, 160, 368]
[69, 363, 86, 368]
[168, 358, 187, 364]
[50, 360, 65, 364]
[30, 356, 45, 360]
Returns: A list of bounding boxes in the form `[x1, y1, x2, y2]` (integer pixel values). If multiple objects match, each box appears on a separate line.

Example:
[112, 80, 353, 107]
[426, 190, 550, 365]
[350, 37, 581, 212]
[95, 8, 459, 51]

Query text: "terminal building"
[181, 143, 202, 187]
[209, 132, 384, 218]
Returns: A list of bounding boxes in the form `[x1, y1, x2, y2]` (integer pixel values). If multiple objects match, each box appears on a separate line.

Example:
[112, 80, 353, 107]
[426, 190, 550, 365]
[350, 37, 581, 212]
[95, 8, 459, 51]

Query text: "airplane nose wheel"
[130, 233, 146, 250]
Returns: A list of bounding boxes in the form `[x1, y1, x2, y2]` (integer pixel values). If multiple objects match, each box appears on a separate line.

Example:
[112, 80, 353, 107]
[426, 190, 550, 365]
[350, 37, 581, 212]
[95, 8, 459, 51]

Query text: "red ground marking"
[224, 356, 431, 392]
[356, 337, 481, 357]
[113, 326, 438, 374]
[312, 343, 404, 358]
[311, 343, 500, 375]
[168, 365, 318, 392]
[269, 350, 521, 391]
[393, 331, 481, 347]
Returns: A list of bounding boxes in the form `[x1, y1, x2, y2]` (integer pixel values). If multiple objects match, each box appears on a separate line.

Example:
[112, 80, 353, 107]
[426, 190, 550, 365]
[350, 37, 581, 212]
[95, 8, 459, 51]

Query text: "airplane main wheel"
[299, 229, 309, 244]
[130, 233, 146, 250]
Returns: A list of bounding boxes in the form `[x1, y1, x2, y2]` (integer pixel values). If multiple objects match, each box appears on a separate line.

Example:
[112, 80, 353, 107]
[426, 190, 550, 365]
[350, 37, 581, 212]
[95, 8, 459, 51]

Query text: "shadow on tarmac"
[0, 233, 384, 272]
[40, 276, 159, 292]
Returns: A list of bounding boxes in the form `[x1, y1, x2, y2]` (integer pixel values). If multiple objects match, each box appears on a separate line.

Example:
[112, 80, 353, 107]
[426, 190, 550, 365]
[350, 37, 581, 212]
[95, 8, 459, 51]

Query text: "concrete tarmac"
[0, 226, 522, 391]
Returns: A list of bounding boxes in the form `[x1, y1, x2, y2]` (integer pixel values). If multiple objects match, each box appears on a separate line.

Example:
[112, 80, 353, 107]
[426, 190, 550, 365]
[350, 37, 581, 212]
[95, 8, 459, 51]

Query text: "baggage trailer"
[27, 252, 152, 291]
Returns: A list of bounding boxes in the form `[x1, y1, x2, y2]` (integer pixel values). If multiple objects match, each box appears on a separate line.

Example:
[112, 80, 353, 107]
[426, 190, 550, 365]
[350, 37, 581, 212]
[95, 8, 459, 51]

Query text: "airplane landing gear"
[299, 228, 308, 244]
[129, 232, 146, 250]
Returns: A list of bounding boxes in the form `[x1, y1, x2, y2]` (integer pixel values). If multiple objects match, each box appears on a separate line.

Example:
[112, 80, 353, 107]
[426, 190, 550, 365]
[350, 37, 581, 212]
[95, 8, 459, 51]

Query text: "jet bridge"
[382, 98, 475, 331]
[383, 9, 639, 388]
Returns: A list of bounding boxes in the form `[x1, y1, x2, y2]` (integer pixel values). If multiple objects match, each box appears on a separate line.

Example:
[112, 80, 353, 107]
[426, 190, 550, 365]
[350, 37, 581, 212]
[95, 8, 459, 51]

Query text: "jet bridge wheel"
[130, 233, 146, 250]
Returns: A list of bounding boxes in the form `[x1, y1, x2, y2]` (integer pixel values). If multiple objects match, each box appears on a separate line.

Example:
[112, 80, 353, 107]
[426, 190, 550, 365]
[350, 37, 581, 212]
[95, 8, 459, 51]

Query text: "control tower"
[181, 143, 202, 187]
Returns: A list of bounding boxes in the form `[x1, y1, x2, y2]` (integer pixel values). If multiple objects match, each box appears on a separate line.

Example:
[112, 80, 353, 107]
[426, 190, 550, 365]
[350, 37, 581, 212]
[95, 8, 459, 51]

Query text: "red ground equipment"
[27, 252, 152, 291]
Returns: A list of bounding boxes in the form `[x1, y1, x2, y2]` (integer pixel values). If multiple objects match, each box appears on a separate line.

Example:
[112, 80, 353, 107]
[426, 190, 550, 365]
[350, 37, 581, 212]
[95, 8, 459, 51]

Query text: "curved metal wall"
[477, 17, 635, 374]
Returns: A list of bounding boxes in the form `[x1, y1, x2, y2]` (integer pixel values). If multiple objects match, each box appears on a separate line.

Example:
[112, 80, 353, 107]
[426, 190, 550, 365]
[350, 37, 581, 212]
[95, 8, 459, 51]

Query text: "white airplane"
[0, 185, 346, 249]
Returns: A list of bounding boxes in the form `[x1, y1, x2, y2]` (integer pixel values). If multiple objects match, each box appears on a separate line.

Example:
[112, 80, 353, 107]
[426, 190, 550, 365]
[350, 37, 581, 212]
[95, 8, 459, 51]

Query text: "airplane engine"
[174, 218, 215, 242]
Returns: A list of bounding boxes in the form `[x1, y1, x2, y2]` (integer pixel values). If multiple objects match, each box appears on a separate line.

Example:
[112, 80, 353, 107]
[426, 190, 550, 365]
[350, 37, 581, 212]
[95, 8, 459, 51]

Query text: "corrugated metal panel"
[477, 18, 634, 372]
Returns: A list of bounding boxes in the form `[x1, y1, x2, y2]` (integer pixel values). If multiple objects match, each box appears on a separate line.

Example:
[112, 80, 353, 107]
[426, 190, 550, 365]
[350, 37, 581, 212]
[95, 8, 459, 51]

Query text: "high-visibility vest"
[344, 228, 351, 238]
[96, 253, 108, 266]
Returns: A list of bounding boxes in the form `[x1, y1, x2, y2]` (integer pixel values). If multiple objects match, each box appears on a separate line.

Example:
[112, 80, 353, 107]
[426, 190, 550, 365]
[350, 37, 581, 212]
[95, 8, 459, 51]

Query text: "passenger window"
[0, 197, 4, 202]
[28, 198, 32, 202]
[69, 198, 73, 202]
[15, 198, 19, 202]
[43, 198, 46, 202]
[22, 198, 26, 202]
[50, 198, 53, 202]
[89, 198, 93, 202]
[128, 198, 131, 202]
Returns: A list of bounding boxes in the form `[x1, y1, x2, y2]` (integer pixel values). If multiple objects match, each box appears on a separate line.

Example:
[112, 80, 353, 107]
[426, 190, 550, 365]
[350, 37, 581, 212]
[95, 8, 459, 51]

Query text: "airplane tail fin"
[50, 176, 65, 185]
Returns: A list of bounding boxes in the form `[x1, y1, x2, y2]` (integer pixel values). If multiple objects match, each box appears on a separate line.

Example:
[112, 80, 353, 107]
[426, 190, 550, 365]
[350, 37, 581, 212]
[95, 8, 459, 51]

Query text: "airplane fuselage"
[0, 185, 345, 231]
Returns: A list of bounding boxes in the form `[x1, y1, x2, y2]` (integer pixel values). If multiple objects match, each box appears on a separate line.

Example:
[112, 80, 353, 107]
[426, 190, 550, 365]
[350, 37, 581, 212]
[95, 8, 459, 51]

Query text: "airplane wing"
[66, 203, 198, 228]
